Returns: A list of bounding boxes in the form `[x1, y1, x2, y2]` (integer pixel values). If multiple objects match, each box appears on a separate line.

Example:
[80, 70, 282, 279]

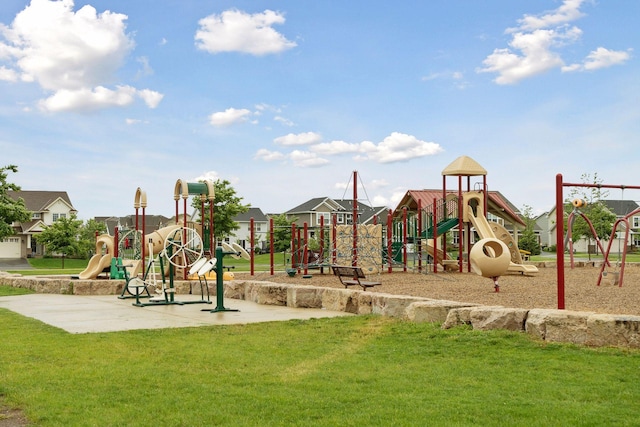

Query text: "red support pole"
[556, 173, 565, 310]
[114, 227, 119, 258]
[303, 222, 309, 275]
[142, 206, 146, 276]
[250, 217, 255, 276]
[433, 198, 438, 274]
[619, 219, 630, 287]
[291, 223, 297, 270]
[417, 199, 422, 273]
[209, 200, 214, 256]
[352, 170, 358, 267]
[402, 207, 407, 272]
[269, 218, 274, 276]
[458, 175, 463, 272]
[387, 209, 393, 273]
[182, 197, 187, 279]
[297, 228, 302, 273]
[183, 198, 187, 229]
[332, 214, 337, 265]
[320, 215, 325, 274]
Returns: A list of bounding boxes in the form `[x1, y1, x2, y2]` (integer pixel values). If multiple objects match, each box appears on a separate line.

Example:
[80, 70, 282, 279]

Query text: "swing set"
[555, 174, 640, 309]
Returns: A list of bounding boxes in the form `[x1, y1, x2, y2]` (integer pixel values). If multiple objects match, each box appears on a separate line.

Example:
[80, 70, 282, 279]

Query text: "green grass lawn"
[0, 304, 638, 426]
[529, 252, 640, 262]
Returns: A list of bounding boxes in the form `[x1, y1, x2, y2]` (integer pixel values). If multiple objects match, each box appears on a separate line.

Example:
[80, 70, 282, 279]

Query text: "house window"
[255, 223, 262, 232]
[336, 213, 344, 224]
[32, 213, 41, 219]
[633, 216, 640, 229]
[487, 213, 504, 226]
[316, 213, 329, 225]
[452, 231, 459, 245]
[52, 213, 66, 222]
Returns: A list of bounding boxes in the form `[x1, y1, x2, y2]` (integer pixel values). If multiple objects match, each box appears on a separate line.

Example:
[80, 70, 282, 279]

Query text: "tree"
[78, 219, 107, 258]
[565, 172, 616, 257]
[270, 213, 297, 253]
[0, 165, 31, 240]
[191, 179, 250, 242]
[269, 213, 297, 265]
[518, 204, 541, 255]
[35, 214, 83, 268]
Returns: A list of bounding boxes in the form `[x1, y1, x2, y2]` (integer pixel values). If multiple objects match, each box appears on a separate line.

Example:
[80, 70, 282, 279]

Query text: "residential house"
[547, 200, 640, 254]
[94, 215, 173, 236]
[230, 207, 269, 252]
[535, 211, 551, 249]
[285, 197, 389, 240]
[1, 190, 77, 258]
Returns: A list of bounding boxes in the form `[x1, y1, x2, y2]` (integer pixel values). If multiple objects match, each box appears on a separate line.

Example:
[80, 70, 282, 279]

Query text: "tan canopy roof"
[441, 155, 487, 176]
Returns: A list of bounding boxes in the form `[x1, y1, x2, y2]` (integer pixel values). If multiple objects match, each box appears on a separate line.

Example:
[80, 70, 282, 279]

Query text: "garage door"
[0, 237, 21, 258]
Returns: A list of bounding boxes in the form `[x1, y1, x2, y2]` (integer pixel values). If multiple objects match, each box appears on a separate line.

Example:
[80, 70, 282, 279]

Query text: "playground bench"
[331, 265, 381, 291]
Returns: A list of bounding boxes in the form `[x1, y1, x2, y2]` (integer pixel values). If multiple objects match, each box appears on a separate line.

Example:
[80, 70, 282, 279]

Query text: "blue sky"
[1, 0, 637, 220]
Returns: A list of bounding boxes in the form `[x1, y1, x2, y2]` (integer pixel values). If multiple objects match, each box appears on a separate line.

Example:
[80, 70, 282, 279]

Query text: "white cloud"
[274, 131, 322, 146]
[195, 9, 296, 56]
[38, 85, 136, 112]
[136, 56, 153, 78]
[138, 89, 163, 108]
[274, 115, 294, 126]
[258, 132, 442, 165]
[37, 85, 163, 113]
[254, 148, 285, 162]
[359, 132, 443, 163]
[0, 65, 18, 81]
[0, 0, 162, 111]
[477, 0, 630, 84]
[512, 0, 586, 32]
[209, 107, 252, 127]
[369, 179, 389, 189]
[310, 140, 360, 155]
[193, 170, 221, 182]
[563, 47, 632, 72]
[478, 27, 579, 85]
[289, 150, 329, 168]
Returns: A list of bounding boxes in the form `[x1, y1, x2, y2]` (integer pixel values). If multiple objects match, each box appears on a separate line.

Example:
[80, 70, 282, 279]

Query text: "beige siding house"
[1, 191, 77, 258]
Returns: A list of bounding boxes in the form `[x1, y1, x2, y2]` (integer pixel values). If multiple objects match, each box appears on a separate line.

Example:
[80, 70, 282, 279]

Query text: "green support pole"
[203, 246, 239, 313]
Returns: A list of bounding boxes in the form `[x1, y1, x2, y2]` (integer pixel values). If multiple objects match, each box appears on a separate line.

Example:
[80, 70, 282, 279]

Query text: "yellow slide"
[462, 192, 538, 274]
[78, 234, 115, 279]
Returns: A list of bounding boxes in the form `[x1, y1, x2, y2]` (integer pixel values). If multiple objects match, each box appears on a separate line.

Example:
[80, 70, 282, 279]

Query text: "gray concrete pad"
[0, 294, 352, 334]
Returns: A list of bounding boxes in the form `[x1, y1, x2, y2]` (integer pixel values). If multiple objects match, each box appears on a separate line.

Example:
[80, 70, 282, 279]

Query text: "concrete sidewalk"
[0, 294, 352, 334]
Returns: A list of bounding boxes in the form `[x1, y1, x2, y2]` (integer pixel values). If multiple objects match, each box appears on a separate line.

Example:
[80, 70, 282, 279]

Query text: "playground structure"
[76, 179, 248, 310]
[555, 174, 640, 309]
[118, 181, 211, 305]
[79, 157, 538, 302]
[244, 159, 537, 290]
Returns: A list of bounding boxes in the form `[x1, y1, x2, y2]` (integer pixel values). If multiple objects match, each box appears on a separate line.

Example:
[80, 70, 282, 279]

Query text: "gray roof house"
[95, 215, 173, 236]
[1, 190, 77, 258]
[546, 199, 640, 252]
[285, 197, 389, 229]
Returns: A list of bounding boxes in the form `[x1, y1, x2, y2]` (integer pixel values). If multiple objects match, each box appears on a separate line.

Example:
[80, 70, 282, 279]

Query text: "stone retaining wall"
[2, 274, 640, 349]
